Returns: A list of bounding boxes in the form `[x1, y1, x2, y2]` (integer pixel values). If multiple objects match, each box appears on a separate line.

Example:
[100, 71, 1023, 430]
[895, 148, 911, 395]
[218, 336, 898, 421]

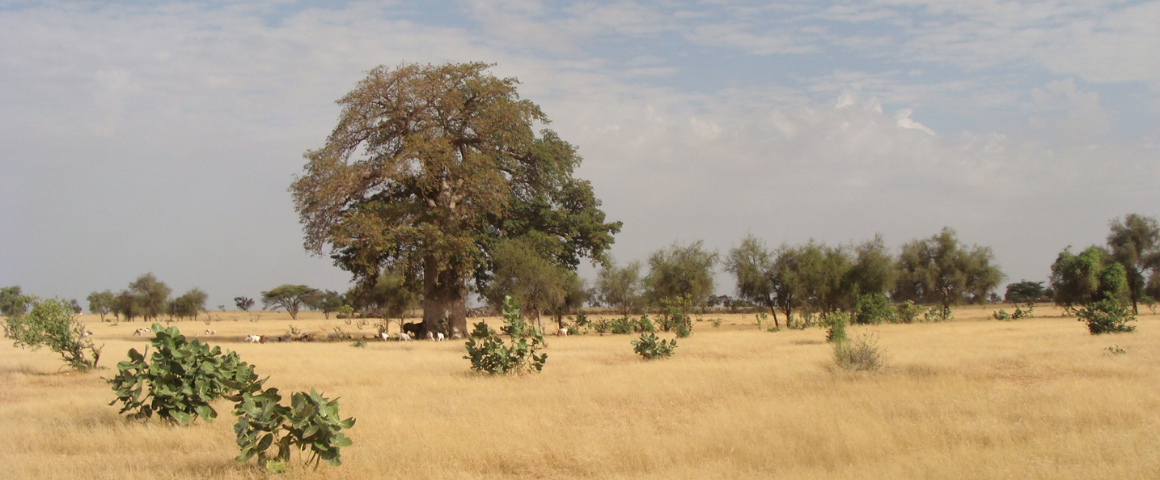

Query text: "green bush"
[7, 297, 102, 371]
[853, 293, 894, 324]
[463, 296, 547, 375]
[107, 324, 256, 424]
[1078, 299, 1136, 334]
[592, 318, 611, 334]
[230, 382, 355, 471]
[1013, 303, 1034, 319]
[821, 311, 849, 343]
[992, 309, 1012, 321]
[609, 316, 635, 335]
[895, 300, 922, 324]
[631, 332, 677, 360]
[833, 333, 886, 371]
[922, 306, 953, 323]
[637, 314, 657, 333]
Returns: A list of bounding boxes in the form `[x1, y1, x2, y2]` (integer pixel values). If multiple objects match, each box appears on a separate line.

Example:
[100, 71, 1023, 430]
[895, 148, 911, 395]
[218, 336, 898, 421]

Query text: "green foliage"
[463, 296, 547, 375]
[1004, 280, 1046, 303]
[6, 297, 102, 371]
[1107, 213, 1160, 314]
[1077, 299, 1136, 335]
[659, 295, 694, 338]
[645, 241, 718, 309]
[637, 314, 657, 333]
[316, 290, 345, 319]
[129, 273, 172, 322]
[833, 333, 886, 372]
[853, 293, 894, 325]
[170, 288, 208, 321]
[711, 318, 722, 328]
[592, 318, 611, 334]
[1050, 245, 1129, 309]
[922, 305, 953, 322]
[1104, 344, 1127, 355]
[1, 285, 33, 317]
[895, 300, 922, 324]
[481, 238, 577, 323]
[107, 324, 256, 424]
[609, 316, 635, 335]
[87, 290, 115, 322]
[631, 332, 677, 360]
[893, 228, 1004, 306]
[261, 285, 318, 320]
[822, 311, 849, 343]
[231, 382, 355, 470]
[725, 235, 778, 325]
[595, 259, 644, 316]
[1013, 303, 1034, 319]
[992, 309, 1012, 321]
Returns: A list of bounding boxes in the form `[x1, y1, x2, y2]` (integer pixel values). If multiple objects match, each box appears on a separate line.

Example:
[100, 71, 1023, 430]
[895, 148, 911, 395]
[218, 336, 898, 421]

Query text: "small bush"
[1078, 299, 1136, 334]
[922, 306, 953, 323]
[107, 324, 256, 424]
[821, 311, 849, 343]
[1104, 344, 1127, 355]
[711, 318, 722, 328]
[592, 318, 611, 334]
[1013, 303, 1034, 319]
[992, 309, 1012, 321]
[833, 333, 886, 372]
[853, 293, 894, 324]
[631, 332, 677, 360]
[231, 383, 355, 471]
[463, 296, 547, 375]
[7, 297, 102, 371]
[609, 316, 635, 335]
[637, 315, 657, 333]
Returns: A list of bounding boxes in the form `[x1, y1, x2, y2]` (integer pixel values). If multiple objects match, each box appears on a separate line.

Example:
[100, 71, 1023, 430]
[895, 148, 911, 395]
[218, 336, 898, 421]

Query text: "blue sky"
[2, 0, 1159, 309]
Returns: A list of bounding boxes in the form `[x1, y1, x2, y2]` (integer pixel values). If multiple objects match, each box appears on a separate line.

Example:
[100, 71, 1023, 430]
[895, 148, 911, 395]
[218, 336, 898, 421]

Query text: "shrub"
[922, 306, 953, 322]
[821, 311, 849, 343]
[463, 296, 547, 375]
[1012, 303, 1034, 319]
[231, 382, 355, 471]
[895, 300, 922, 324]
[636, 314, 657, 333]
[6, 297, 102, 371]
[1105, 344, 1127, 355]
[833, 333, 886, 371]
[992, 309, 1012, 321]
[592, 318, 611, 334]
[631, 332, 677, 360]
[853, 293, 894, 324]
[609, 316, 635, 335]
[1078, 298, 1136, 334]
[107, 324, 256, 424]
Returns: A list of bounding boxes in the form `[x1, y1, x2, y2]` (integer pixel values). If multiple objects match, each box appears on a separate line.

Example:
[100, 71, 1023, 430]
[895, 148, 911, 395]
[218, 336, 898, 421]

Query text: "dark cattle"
[403, 322, 425, 337]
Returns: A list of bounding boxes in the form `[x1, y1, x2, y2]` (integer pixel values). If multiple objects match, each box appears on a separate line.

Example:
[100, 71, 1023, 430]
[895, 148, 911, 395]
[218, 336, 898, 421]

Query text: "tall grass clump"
[832, 333, 886, 371]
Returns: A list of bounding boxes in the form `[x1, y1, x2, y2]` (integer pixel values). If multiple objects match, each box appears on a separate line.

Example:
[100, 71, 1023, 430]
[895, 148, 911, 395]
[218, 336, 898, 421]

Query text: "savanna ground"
[3, 304, 1159, 479]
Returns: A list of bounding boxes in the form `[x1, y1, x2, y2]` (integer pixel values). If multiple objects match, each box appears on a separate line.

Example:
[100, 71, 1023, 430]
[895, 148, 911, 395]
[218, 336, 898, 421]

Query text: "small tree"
[1004, 280, 1045, 303]
[1107, 214, 1160, 314]
[87, 290, 115, 321]
[6, 298, 102, 371]
[480, 238, 576, 334]
[1050, 245, 1128, 311]
[129, 273, 172, 322]
[171, 288, 209, 321]
[113, 290, 143, 322]
[261, 285, 319, 320]
[725, 235, 779, 327]
[317, 291, 345, 319]
[645, 240, 718, 311]
[894, 228, 1004, 307]
[234, 296, 255, 311]
[1, 285, 32, 317]
[1077, 298, 1136, 334]
[595, 258, 644, 316]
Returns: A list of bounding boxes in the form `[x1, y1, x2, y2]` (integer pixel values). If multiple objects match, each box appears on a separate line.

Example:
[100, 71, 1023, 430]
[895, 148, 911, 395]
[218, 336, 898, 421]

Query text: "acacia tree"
[348, 268, 420, 327]
[594, 258, 644, 316]
[87, 290, 115, 322]
[291, 62, 620, 337]
[725, 235, 778, 325]
[129, 273, 171, 322]
[1050, 245, 1128, 310]
[893, 228, 1004, 307]
[1107, 213, 1160, 314]
[261, 285, 318, 320]
[480, 238, 574, 333]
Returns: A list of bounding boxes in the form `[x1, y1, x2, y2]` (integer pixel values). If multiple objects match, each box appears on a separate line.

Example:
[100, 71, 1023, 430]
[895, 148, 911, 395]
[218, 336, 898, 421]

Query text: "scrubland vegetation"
[3, 306, 1160, 479]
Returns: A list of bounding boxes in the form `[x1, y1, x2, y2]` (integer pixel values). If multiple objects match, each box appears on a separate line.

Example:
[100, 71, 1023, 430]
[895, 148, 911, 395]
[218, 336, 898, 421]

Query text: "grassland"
[3, 305, 1159, 479]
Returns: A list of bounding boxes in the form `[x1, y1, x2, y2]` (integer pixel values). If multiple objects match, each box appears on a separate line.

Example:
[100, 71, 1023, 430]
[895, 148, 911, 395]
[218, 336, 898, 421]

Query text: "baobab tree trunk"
[422, 256, 469, 338]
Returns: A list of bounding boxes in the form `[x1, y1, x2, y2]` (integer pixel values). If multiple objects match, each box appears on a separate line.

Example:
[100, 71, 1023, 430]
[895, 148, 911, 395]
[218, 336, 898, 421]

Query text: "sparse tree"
[770, 241, 850, 321]
[317, 291, 345, 319]
[290, 62, 620, 337]
[6, 298, 101, 371]
[644, 240, 718, 309]
[348, 268, 421, 327]
[847, 234, 897, 298]
[893, 228, 1004, 307]
[1107, 213, 1160, 314]
[87, 290, 115, 322]
[595, 258, 644, 316]
[261, 285, 319, 320]
[725, 235, 779, 326]
[128, 273, 171, 322]
[113, 290, 142, 322]
[480, 238, 573, 333]
[234, 296, 255, 311]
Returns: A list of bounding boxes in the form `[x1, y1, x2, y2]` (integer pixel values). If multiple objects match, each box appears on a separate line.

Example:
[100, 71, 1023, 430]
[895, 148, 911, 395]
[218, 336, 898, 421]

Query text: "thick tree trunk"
[422, 255, 469, 338]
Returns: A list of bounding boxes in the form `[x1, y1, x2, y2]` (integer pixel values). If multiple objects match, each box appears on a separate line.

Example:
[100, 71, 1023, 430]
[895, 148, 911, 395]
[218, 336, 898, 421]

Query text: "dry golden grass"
[3, 305, 1159, 479]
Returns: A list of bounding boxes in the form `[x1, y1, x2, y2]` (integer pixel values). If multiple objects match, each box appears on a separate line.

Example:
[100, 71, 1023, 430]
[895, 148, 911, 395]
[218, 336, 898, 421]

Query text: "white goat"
[397, 333, 412, 342]
[244, 334, 261, 343]
[378, 332, 389, 341]
[426, 331, 435, 341]
[557, 328, 568, 337]
[133, 328, 151, 336]
[436, 332, 445, 341]
[203, 329, 216, 336]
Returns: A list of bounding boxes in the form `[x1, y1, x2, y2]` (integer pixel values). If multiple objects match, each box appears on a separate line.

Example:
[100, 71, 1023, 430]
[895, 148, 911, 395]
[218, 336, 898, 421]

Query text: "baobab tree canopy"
[291, 62, 621, 335]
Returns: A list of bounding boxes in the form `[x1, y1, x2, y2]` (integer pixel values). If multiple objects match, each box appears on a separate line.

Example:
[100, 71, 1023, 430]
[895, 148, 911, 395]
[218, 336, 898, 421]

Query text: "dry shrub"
[833, 332, 886, 371]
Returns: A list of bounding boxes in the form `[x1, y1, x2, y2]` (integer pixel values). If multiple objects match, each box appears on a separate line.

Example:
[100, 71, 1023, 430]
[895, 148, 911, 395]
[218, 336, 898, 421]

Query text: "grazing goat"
[378, 332, 389, 341]
[397, 333, 412, 342]
[244, 334, 261, 343]
[557, 328, 568, 337]
[426, 331, 435, 341]
[436, 332, 445, 341]
[203, 329, 216, 336]
[133, 328, 151, 336]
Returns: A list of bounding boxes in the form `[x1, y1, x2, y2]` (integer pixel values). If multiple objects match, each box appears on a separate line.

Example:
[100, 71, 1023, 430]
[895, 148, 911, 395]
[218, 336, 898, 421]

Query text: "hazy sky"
[2, 0, 1158, 310]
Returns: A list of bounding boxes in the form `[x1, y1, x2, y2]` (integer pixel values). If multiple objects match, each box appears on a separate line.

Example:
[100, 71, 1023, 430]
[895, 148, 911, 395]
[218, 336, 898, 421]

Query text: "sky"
[2, 0, 1159, 311]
